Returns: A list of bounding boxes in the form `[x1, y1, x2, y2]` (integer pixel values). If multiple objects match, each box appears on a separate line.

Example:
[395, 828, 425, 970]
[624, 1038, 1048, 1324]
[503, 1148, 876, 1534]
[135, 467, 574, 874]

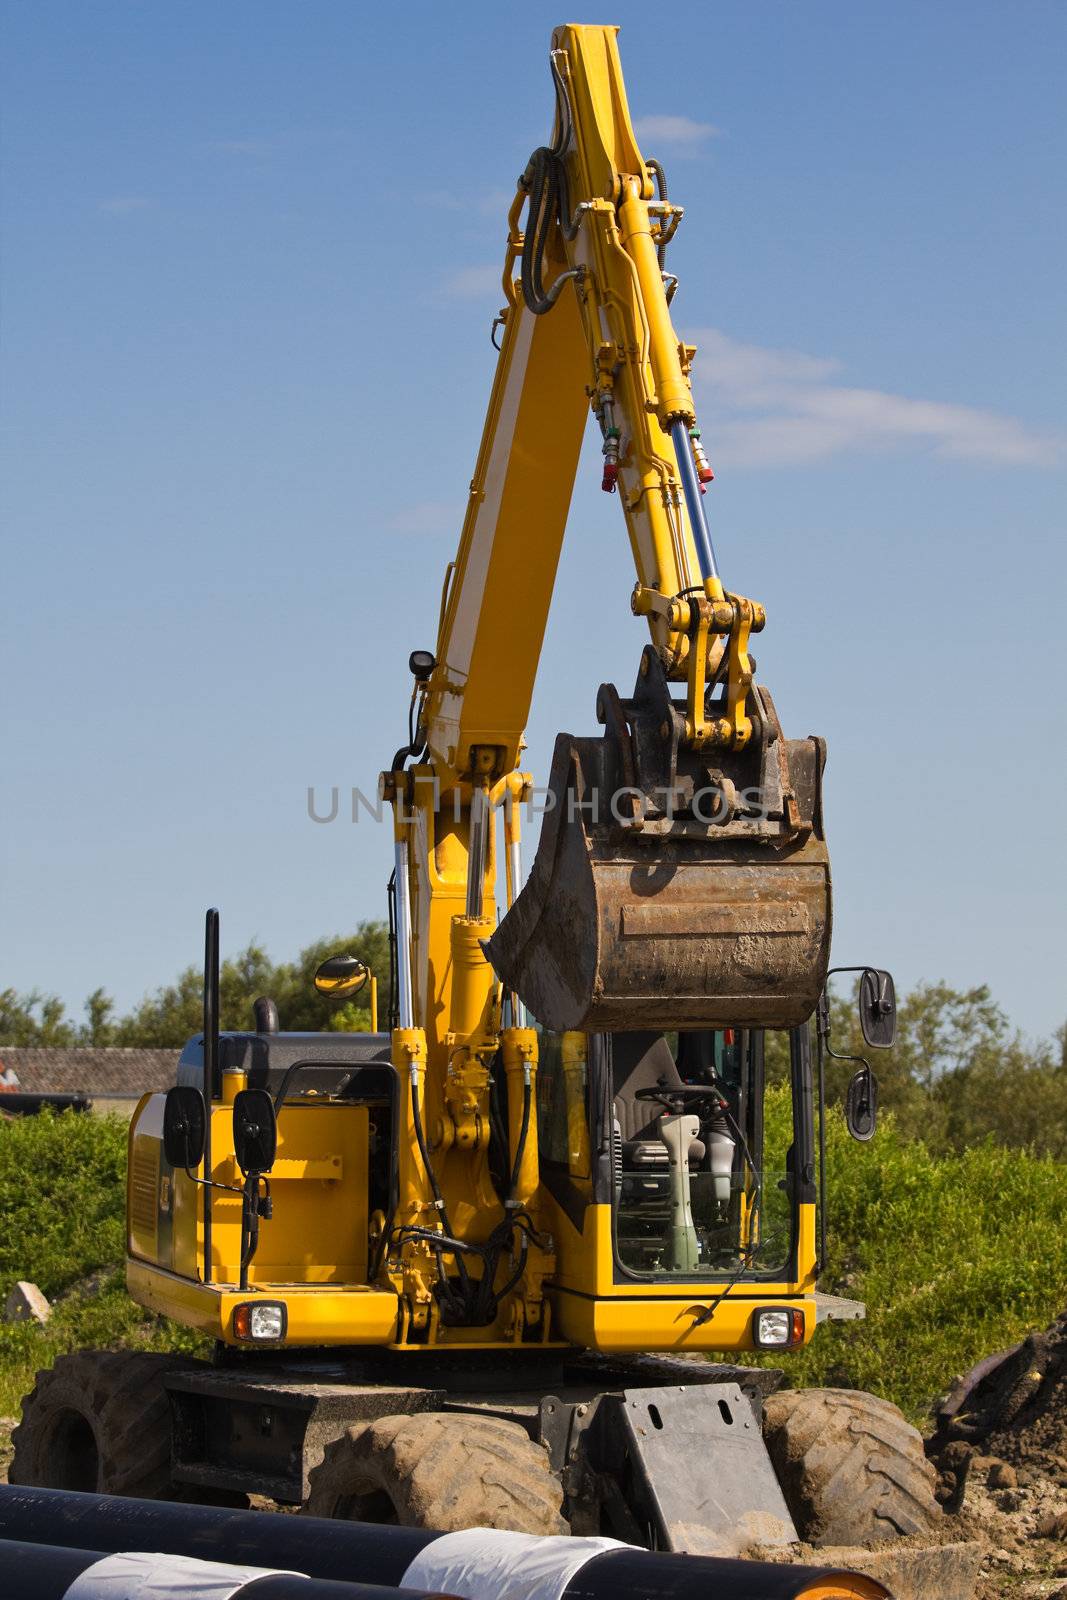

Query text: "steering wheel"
[635, 1084, 728, 1118]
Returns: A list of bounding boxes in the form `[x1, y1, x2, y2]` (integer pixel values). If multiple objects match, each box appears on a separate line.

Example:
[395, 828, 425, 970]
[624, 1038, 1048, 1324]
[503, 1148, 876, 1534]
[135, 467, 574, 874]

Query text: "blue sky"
[3, 2, 1065, 1042]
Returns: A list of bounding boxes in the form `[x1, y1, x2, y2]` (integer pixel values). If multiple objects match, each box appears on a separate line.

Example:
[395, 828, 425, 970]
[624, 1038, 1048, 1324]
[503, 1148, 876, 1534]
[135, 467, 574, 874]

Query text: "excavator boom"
[404, 23, 830, 1035]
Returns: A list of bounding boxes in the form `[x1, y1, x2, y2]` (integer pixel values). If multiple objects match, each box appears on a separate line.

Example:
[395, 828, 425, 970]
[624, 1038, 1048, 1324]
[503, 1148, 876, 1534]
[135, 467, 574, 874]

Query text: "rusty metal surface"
[488, 654, 831, 1032]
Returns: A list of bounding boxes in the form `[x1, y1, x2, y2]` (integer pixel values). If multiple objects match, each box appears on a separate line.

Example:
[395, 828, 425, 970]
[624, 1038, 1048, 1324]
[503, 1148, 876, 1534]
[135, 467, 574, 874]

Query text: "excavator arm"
[378, 24, 830, 1343]
[421, 23, 747, 793]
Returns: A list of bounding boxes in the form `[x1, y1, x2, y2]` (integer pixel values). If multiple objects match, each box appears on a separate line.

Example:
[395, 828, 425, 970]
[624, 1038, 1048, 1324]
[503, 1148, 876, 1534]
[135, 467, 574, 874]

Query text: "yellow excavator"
[11, 21, 946, 1587]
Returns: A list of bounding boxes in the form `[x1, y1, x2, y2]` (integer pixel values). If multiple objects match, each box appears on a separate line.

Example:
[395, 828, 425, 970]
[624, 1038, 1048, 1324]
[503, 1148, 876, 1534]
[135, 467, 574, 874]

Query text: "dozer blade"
[486, 654, 831, 1033]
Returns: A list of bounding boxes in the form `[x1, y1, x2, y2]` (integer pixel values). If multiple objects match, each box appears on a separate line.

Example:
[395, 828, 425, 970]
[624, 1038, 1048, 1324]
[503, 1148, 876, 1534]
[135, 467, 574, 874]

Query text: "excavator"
[11, 22, 952, 1594]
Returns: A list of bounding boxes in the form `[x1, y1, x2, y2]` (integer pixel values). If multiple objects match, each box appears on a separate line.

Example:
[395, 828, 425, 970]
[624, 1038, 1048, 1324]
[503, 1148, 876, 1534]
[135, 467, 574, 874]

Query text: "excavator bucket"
[486, 653, 831, 1033]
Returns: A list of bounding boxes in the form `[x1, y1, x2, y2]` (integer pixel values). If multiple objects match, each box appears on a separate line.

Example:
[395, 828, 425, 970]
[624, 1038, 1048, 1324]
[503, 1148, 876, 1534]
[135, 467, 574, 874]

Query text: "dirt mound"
[927, 1310, 1067, 1595]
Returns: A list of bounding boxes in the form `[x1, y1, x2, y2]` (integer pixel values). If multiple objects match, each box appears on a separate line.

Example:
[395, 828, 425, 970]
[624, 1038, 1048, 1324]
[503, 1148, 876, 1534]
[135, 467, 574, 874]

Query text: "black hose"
[494, 1226, 529, 1307]
[386, 871, 398, 1033]
[399, 1060, 538, 1326]
[507, 1070, 533, 1201]
[408, 1069, 472, 1302]
[390, 687, 425, 775]
[519, 58, 581, 315]
[646, 157, 670, 270]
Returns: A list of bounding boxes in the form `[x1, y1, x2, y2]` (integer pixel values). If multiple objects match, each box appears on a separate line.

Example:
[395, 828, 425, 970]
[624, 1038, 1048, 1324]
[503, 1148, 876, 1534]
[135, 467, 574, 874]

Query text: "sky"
[2, 1, 1065, 1044]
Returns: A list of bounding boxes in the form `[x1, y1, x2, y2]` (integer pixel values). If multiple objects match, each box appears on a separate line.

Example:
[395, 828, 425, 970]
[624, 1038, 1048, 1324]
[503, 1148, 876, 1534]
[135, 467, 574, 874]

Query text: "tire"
[303, 1410, 567, 1534]
[9, 1349, 241, 1503]
[762, 1387, 941, 1547]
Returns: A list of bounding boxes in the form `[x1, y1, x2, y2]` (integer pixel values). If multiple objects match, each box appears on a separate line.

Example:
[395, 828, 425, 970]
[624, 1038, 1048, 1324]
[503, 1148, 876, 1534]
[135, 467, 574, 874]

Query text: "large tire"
[9, 1349, 223, 1501]
[303, 1410, 567, 1534]
[763, 1387, 942, 1547]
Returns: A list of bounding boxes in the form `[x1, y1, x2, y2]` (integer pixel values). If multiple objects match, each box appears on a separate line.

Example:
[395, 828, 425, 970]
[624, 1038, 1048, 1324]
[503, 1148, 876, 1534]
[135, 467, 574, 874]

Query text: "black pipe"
[0, 1538, 450, 1600]
[0, 1487, 885, 1599]
[0, 1540, 93, 1600]
[0, 1092, 90, 1117]
[203, 906, 220, 1285]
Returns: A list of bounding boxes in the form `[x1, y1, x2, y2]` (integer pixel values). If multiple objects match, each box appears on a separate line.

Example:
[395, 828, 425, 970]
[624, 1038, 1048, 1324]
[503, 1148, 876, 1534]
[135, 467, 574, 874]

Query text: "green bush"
[2, 1098, 1065, 1443]
[0, 1109, 127, 1298]
[0, 1111, 204, 1426]
[741, 1087, 1067, 1421]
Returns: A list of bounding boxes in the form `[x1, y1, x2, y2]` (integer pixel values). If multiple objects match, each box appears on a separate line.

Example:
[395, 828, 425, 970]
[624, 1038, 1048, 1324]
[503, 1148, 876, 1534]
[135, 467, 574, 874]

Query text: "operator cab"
[609, 1027, 796, 1281]
[533, 1022, 808, 1286]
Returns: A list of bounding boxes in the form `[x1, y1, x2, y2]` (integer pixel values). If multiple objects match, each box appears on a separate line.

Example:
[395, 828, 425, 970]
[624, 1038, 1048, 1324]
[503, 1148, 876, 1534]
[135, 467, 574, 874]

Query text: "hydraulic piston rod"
[671, 417, 720, 588]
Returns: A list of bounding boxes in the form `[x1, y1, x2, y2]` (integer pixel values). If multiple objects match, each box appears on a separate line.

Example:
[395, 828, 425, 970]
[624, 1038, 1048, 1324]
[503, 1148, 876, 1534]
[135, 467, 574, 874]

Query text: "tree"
[5, 938, 1065, 1158]
[810, 979, 1067, 1158]
[109, 923, 391, 1048]
[83, 989, 117, 1047]
[0, 989, 76, 1047]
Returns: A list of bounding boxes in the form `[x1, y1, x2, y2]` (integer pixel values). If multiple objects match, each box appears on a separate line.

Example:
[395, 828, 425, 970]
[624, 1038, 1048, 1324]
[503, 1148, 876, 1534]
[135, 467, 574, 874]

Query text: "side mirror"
[314, 953, 369, 1000]
[858, 968, 896, 1049]
[845, 1065, 879, 1141]
[232, 1088, 277, 1175]
[163, 1086, 206, 1170]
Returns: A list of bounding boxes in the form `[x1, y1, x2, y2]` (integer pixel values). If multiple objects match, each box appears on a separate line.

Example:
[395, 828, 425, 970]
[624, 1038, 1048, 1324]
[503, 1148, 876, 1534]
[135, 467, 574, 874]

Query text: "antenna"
[202, 908, 220, 1285]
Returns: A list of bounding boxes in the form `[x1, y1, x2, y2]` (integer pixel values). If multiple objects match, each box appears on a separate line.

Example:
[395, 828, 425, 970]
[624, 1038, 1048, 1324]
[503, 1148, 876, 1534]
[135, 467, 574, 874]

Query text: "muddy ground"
[928, 1309, 1067, 1597]
[1, 1312, 1066, 1596]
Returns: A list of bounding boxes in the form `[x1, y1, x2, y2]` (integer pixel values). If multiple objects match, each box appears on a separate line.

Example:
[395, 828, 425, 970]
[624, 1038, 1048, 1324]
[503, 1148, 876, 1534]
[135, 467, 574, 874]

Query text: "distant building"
[0, 1048, 177, 1117]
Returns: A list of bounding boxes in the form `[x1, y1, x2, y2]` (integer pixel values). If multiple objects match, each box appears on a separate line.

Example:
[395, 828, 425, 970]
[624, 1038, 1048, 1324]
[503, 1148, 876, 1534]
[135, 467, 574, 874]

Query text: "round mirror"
[313, 953, 369, 1000]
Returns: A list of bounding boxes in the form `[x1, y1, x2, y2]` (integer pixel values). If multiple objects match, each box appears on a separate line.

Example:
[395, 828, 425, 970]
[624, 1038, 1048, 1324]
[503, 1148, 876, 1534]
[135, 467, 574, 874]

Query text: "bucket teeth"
[486, 662, 831, 1033]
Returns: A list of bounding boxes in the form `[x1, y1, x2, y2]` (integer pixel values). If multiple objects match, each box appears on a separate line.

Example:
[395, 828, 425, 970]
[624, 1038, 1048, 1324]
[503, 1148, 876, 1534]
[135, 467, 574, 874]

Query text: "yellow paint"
[127, 1261, 400, 1346]
[127, 25, 821, 1362]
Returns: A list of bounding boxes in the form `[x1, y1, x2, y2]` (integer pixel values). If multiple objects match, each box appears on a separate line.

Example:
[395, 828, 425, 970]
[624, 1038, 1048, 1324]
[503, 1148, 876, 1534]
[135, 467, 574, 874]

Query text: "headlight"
[753, 1307, 805, 1348]
[232, 1300, 287, 1341]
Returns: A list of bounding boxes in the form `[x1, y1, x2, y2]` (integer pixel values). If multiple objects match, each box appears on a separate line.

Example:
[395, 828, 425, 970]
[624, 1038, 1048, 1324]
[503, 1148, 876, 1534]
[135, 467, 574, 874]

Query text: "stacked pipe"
[0, 1543, 444, 1600]
[0, 1486, 890, 1599]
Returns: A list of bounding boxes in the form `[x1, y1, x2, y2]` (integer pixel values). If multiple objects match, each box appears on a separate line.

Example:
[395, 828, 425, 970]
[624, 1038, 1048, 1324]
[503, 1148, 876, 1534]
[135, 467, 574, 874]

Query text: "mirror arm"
[273, 1059, 317, 1115]
[825, 1044, 874, 1072]
[183, 1167, 244, 1197]
[818, 972, 885, 1065]
[239, 1173, 269, 1292]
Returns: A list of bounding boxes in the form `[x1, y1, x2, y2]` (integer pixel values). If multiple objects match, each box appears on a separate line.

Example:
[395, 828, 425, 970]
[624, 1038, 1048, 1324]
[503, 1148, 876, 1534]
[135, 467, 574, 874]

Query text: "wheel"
[303, 1410, 567, 1534]
[763, 1387, 942, 1547]
[9, 1349, 243, 1503]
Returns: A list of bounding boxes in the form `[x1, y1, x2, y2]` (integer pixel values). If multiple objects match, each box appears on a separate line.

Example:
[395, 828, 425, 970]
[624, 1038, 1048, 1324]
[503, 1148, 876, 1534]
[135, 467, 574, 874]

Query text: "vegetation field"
[0, 1111, 204, 1472]
[1, 1096, 1064, 1474]
[743, 1088, 1067, 1420]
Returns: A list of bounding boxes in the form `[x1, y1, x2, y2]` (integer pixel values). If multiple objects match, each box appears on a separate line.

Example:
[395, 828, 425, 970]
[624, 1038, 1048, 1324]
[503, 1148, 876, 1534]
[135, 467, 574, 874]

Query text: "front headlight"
[232, 1300, 287, 1341]
[753, 1307, 804, 1348]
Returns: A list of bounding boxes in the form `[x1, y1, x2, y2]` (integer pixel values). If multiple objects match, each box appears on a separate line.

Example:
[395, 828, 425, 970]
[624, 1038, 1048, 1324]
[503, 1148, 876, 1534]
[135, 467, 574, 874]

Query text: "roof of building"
[0, 1047, 177, 1097]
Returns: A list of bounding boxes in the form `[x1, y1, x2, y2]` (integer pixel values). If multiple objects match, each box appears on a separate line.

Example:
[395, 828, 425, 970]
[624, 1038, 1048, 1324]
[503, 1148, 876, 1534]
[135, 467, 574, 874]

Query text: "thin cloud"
[634, 114, 719, 149]
[690, 328, 1064, 468]
[98, 196, 151, 215]
[387, 500, 463, 537]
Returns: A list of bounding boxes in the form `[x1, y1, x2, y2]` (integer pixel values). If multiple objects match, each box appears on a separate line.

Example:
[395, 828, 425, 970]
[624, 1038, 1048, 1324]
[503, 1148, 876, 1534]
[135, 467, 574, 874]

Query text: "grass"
[0, 1111, 205, 1443]
[740, 1087, 1067, 1421]
[1, 1099, 1065, 1454]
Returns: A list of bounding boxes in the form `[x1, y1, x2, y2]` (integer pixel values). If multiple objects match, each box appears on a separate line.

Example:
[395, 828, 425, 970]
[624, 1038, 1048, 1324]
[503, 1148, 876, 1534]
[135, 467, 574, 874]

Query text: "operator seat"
[612, 1032, 706, 1168]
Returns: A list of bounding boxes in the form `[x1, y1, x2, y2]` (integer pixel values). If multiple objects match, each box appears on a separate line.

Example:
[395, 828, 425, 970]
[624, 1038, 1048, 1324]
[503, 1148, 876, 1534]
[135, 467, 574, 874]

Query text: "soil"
[927, 1310, 1067, 1597]
[2, 1311, 1066, 1598]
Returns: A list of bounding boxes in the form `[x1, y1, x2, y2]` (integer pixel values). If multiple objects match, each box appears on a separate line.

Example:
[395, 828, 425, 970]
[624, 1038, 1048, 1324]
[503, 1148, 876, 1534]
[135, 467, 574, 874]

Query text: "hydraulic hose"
[407, 1067, 471, 1312]
[507, 1067, 533, 1202]
[519, 57, 581, 315]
